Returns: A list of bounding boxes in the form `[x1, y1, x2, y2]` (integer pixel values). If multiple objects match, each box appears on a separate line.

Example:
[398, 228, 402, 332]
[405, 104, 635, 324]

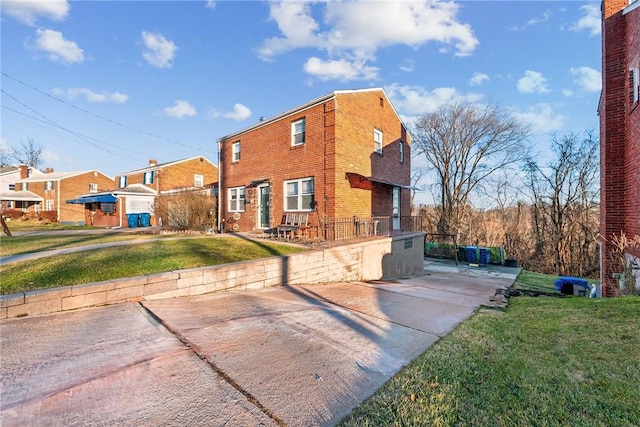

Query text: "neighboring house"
[13, 168, 114, 224]
[113, 156, 218, 227]
[67, 184, 156, 228]
[600, 0, 640, 295]
[0, 165, 45, 211]
[217, 88, 412, 235]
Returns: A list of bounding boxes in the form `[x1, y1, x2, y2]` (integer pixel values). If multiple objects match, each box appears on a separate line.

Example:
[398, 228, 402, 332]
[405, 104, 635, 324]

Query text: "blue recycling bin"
[479, 248, 490, 264]
[126, 213, 139, 228]
[139, 213, 151, 227]
[554, 276, 589, 295]
[465, 246, 477, 264]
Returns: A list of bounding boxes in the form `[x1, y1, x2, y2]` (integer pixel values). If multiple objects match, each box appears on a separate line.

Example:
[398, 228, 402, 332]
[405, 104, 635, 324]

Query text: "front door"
[392, 187, 400, 230]
[258, 184, 270, 229]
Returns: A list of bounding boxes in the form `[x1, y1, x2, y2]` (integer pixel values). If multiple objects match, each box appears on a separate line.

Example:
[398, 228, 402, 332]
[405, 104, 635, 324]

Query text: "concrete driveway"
[0, 261, 519, 426]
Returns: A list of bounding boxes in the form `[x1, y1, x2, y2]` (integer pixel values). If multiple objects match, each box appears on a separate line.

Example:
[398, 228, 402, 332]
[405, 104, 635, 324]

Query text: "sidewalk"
[0, 260, 519, 426]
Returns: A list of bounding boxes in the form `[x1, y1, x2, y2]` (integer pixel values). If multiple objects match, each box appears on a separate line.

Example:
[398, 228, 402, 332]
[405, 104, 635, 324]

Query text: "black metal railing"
[310, 215, 422, 242]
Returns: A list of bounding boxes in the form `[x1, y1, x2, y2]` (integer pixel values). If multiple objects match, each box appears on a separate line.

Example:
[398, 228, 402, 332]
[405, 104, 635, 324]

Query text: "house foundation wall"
[0, 233, 425, 319]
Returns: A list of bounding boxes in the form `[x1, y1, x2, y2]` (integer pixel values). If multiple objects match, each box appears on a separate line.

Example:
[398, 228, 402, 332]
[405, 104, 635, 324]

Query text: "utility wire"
[1, 71, 215, 155]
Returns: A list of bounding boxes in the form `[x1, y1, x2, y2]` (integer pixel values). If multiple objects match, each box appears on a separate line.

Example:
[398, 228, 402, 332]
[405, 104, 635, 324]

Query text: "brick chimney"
[45, 167, 54, 174]
[149, 159, 158, 166]
[19, 164, 28, 179]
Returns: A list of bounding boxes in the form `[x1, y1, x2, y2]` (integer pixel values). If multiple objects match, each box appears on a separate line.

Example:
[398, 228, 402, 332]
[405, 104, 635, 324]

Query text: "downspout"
[217, 140, 223, 233]
[111, 195, 123, 229]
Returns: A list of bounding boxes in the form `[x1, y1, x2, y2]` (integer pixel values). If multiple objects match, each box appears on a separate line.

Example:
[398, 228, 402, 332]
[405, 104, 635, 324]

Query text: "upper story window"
[228, 186, 245, 212]
[399, 141, 404, 163]
[194, 174, 204, 188]
[118, 176, 127, 188]
[45, 181, 54, 191]
[631, 67, 639, 105]
[232, 141, 241, 162]
[21, 182, 28, 191]
[373, 129, 383, 154]
[144, 171, 154, 185]
[89, 183, 98, 193]
[9, 184, 15, 191]
[284, 177, 314, 211]
[292, 118, 306, 146]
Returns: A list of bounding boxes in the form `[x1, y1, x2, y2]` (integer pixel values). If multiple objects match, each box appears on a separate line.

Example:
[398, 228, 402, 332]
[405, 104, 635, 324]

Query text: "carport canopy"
[66, 195, 118, 204]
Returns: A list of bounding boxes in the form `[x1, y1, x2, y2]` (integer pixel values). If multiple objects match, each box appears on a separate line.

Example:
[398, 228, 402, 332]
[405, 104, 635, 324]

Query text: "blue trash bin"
[466, 246, 477, 264]
[139, 213, 151, 227]
[126, 213, 139, 228]
[479, 248, 490, 264]
[554, 276, 589, 295]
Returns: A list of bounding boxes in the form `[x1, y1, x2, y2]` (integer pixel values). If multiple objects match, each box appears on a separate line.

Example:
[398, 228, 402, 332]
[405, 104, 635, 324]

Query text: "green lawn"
[1, 237, 306, 295]
[339, 295, 640, 426]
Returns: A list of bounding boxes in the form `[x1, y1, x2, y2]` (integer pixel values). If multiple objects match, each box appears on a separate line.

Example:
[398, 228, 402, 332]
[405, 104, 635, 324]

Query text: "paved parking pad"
[1, 263, 519, 426]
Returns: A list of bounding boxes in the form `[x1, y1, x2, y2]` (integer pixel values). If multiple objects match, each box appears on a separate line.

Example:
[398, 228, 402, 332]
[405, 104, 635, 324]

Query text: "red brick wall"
[116, 157, 218, 193]
[600, 0, 640, 294]
[219, 89, 411, 232]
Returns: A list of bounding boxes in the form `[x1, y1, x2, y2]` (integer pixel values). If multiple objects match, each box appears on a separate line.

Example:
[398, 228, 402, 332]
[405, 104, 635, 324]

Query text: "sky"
[1, 0, 602, 204]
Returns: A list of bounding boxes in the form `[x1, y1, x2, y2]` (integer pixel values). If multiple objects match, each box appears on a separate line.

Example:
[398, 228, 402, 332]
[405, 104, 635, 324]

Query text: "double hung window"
[292, 118, 306, 146]
[284, 177, 314, 211]
[374, 129, 383, 154]
[228, 187, 245, 212]
[232, 142, 241, 162]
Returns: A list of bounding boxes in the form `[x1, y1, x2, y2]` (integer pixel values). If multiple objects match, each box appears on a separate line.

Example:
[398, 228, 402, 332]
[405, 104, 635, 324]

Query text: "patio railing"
[308, 215, 422, 242]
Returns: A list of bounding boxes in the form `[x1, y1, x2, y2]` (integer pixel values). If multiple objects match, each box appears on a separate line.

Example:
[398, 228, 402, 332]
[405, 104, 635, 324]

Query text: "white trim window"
[45, 181, 54, 191]
[228, 187, 245, 212]
[284, 177, 314, 211]
[291, 118, 306, 146]
[232, 141, 241, 162]
[46, 199, 54, 210]
[89, 183, 98, 193]
[118, 176, 127, 188]
[399, 141, 404, 163]
[194, 174, 204, 188]
[631, 67, 639, 104]
[374, 129, 383, 154]
[144, 171, 154, 185]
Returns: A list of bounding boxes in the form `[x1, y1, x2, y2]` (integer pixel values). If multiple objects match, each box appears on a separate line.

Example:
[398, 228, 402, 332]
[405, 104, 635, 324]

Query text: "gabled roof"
[217, 88, 405, 142]
[116, 156, 217, 176]
[15, 170, 112, 182]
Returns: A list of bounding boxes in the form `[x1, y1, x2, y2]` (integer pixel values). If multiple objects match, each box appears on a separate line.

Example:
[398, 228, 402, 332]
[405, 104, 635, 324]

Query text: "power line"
[1, 71, 215, 155]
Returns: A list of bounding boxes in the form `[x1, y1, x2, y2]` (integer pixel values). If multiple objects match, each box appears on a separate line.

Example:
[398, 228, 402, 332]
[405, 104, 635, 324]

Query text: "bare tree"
[10, 137, 43, 169]
[523, 131, 600, 276]
[410, 166, 427, 212]
[411, 102, 531, 237]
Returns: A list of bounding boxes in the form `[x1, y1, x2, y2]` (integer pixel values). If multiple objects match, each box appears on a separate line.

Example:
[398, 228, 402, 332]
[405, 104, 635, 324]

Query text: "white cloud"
[469, 72, 489, 86]
[398, 59, 415, 73]
[223, 103, 252, 121]
[562, 89, 574, 97]
[42, 148, 62, 163]
[526, 10, 553, 26]
[1, 0, 69, 26]
[569, 66, 601, 92]
[34, 29, 84, 64]
[384, 83, 484, 117]
[258, 1, 478, 82]
[205, 0, 216, 10]
[52, 87, 128, 103]
[571, 4, 601, 36]
[141, 31, 178, 68]
[304, 56, 379, 81]
[163, 100, 197, 118]
[511, 103, 566, 134]
[517, 70, 550, 94]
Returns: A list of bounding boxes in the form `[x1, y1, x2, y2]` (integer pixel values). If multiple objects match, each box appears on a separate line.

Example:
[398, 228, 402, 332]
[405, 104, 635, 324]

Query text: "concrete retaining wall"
[0, 233, 425, 319]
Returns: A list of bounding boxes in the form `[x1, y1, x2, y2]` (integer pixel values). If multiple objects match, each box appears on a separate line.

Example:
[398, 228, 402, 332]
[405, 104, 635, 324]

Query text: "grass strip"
[1, 237, 306, 295]
[338, 296, 640, 427]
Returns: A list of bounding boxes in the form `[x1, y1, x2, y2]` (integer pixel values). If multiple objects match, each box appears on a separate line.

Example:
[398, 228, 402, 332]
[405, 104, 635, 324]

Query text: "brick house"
[113, 156, 218, 228]
[0, 165, 44, 211]
[12, 167, 114, 224]
[217, 88, 412, 235]
[600, 0, 640, 294]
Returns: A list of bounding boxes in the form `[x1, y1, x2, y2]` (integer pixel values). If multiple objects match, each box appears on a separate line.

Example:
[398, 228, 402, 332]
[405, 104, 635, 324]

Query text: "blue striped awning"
[66, 195, 118, 204]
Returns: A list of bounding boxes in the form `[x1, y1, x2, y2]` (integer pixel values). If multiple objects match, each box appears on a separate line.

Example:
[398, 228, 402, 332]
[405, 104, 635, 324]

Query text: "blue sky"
[1, 0, 601, 204]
